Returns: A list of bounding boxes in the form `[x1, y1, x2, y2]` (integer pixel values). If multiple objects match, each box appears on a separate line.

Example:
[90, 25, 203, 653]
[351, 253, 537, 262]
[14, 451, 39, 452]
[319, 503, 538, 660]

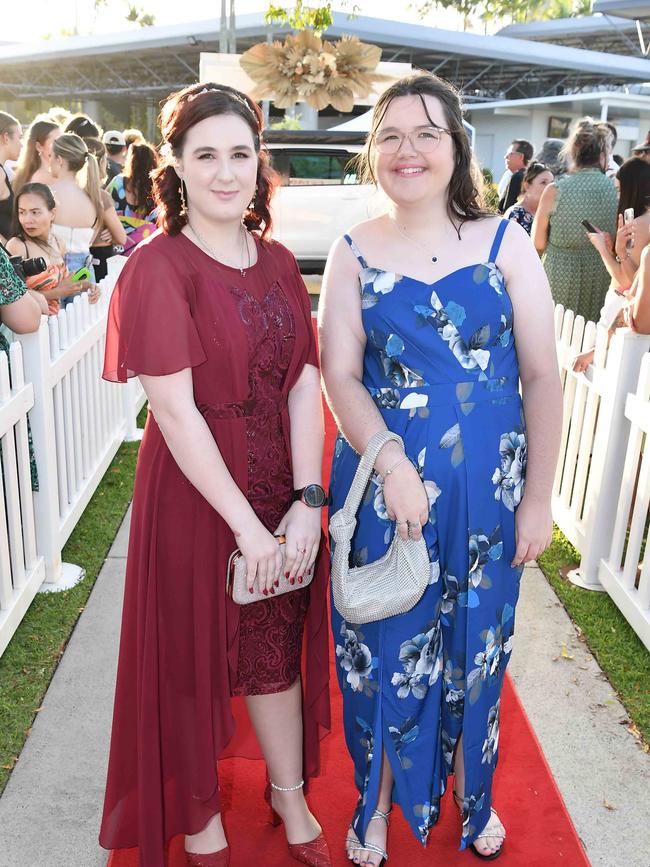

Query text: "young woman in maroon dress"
[101, 84, 331, 867]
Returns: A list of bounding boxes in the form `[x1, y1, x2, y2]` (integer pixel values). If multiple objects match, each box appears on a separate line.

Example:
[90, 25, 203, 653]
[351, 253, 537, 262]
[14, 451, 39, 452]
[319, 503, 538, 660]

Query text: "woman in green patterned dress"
[0, 244, 46, 488]
[532, 118, 618, 323]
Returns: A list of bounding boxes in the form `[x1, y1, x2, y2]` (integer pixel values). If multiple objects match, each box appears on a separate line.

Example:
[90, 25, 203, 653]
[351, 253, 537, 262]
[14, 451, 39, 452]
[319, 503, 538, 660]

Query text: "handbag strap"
[341, 430, 404, 518]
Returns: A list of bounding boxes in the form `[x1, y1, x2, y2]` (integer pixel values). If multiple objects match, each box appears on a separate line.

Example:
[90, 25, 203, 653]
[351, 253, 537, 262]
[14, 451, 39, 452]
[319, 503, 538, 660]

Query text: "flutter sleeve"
[103, 239, 207, 383]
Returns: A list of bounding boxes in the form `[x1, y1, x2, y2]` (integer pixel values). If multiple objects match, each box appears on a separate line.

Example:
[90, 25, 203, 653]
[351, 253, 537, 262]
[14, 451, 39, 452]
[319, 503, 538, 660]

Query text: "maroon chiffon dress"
[100, 230, 330, 867]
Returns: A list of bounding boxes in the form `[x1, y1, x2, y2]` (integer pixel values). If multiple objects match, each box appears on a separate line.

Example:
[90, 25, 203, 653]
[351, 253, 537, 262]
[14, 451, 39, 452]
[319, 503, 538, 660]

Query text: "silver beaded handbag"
[329, 430, 430, 624]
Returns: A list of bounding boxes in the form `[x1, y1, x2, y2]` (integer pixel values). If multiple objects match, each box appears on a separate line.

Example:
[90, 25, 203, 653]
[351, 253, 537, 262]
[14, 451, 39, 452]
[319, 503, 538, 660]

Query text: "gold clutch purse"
[227, 535, 315, 604]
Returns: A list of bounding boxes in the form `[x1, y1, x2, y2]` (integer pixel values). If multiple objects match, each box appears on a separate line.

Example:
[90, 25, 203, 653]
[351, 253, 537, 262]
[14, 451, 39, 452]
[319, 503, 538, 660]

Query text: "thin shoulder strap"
[343, 233, 368, 269]
[488, 219, 509, 263]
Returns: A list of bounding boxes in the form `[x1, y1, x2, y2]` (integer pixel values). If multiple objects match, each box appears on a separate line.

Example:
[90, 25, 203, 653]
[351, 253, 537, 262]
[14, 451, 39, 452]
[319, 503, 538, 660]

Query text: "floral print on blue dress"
[329, 221, 526, 852]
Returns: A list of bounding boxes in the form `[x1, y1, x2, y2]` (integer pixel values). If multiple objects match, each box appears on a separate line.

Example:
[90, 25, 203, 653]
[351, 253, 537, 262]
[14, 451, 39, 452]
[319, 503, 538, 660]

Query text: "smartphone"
[624, 207, 635, 250]
[70, 266, 91, 284]
[581, 219, 597, 234]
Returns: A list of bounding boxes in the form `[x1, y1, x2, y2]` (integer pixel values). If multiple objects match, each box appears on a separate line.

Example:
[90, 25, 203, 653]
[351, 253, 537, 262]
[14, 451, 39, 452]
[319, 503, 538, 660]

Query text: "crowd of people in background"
[495, 121, 650, 364]
[2, 101, 650, 373]
[0, 107, 159, 315]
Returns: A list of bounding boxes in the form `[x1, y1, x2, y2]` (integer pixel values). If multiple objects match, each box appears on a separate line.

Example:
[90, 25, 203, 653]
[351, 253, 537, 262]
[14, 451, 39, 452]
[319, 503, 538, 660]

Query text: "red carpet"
[109, 390, 590, 867]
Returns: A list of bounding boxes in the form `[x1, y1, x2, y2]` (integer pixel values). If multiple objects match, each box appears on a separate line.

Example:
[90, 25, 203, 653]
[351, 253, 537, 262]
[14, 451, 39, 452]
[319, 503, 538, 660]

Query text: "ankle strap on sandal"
[270, 779, 304, 792]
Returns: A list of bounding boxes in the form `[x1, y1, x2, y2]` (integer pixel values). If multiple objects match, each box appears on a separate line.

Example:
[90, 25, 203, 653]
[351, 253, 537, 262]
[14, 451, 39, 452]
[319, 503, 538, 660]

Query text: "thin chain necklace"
[188, 220, 251, 276]
[389, 217, 439, 264]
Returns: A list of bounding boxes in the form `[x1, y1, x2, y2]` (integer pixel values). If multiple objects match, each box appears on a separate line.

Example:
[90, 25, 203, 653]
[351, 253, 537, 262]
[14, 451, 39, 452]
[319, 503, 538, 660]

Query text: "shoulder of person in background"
[497, 169, 512, 199]
[105, 158, 121, 183]
[3, 160, 18, 182]
[499, 169, 524, 214]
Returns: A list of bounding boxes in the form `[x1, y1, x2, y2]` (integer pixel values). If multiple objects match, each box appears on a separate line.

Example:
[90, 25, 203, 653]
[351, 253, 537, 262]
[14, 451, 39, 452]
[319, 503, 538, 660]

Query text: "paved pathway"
[0, 508, 648, 867]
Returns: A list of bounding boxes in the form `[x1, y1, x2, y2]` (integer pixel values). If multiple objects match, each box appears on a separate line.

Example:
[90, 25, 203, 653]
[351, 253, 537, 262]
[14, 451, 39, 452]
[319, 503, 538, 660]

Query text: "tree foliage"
[414, 0, 592, 27]
[265, 1, 359, 36]
[94, 0, 155, 28]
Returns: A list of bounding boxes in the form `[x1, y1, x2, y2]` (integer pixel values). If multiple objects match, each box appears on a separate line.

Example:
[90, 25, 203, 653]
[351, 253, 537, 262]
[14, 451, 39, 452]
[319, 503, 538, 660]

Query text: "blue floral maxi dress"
[329, 219, 527, 852]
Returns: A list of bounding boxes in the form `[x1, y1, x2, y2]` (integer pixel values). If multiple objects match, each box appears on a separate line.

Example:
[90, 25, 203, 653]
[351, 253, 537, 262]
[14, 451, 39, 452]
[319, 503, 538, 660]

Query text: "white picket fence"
[554, 304, 650, 651]
[0, 256, 144, 657]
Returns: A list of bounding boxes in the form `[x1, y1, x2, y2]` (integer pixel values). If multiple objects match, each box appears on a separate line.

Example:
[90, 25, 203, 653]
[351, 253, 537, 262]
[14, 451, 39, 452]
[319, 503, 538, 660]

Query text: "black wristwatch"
[293, 484, 328, 508]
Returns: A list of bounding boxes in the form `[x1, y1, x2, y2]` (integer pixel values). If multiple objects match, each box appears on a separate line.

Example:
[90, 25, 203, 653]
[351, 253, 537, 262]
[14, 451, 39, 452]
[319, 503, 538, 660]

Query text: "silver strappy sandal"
[346, 806, 391, 867]
[453, 791, 506, 861]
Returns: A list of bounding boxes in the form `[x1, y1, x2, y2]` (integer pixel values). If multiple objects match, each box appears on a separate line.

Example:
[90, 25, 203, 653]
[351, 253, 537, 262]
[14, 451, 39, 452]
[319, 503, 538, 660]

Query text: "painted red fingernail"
[274, 580, 279, 587]
[270, 587, 275, 594]
[262, 589, 268, 596]
[289, 577, 295, 585]
[298, 575, 303, 583]
[284, 572, 290, 579]
[249, 587, 254, 594]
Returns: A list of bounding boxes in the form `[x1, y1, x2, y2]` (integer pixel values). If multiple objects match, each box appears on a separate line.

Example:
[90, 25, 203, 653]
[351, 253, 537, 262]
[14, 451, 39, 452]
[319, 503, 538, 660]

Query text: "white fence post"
[15, 319, 82, 586]
[598, 354, 650, 650]
[569, 328, 650, 589]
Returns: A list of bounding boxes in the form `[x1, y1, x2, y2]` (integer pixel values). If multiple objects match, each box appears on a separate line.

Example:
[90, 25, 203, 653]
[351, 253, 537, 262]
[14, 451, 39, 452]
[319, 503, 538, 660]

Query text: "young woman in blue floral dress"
[319, 73, 562, 864]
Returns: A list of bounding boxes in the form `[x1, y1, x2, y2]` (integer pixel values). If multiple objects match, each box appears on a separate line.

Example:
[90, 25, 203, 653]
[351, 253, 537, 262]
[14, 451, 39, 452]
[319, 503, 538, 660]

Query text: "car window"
[271, 151, 358, 187]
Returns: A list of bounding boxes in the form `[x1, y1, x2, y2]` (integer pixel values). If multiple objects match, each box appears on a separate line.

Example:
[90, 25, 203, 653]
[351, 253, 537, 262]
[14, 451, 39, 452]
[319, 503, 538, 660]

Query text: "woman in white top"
[48, 133, 102, 305]
[573, 156, 650, 371]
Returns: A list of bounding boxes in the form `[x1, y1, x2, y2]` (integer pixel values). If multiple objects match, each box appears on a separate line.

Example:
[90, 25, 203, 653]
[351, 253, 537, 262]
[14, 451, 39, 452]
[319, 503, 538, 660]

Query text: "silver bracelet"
[270, 779, 304, 792]
[384, 455, 410, 478]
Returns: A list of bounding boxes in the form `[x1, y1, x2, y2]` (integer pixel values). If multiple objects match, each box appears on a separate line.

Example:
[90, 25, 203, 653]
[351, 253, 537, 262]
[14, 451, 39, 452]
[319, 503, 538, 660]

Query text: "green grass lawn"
[538, 527, 650, 749]
[0, 408, 145, 795]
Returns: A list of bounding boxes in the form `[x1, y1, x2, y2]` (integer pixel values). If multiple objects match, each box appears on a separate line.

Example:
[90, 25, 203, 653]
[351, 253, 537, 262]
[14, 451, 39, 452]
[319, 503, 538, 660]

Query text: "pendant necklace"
[390, 218, 439, 263]
[188, 221, 251, 276]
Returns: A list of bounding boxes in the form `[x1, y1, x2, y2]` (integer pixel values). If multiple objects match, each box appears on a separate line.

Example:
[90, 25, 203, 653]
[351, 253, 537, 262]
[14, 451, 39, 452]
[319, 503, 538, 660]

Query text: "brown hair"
[52, 133, 103, 218]
[519, 161, 551, 196]
[0, 111, 20, 138]
[12, 118, 60, 193]
[617, 157, 650, 219]
[152, 83, 276, 238]
[353, 72, 488, 228]
[124, 142, 159, 215]
[562, 117, 611, 171]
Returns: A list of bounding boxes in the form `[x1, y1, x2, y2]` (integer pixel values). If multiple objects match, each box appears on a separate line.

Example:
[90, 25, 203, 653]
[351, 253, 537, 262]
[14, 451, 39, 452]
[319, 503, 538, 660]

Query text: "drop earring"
[179, 179, 188, 215]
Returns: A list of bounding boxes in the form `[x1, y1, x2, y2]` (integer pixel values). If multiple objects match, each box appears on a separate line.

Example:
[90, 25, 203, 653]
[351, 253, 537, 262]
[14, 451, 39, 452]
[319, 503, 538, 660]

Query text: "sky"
[3, 1, 462, 43]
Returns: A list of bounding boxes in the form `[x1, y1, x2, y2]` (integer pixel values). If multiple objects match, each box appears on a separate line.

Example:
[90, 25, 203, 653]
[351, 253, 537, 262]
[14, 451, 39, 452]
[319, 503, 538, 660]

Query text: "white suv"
[266, 131, 374, 270]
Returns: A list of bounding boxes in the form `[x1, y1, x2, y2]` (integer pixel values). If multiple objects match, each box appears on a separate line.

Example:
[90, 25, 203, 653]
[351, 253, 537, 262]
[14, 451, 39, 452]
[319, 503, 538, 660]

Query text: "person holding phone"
[532, 118, 617, 323]
[584, 157, 650, 290]
[572, 157, 650, 372]
[6, 183, 100, 314]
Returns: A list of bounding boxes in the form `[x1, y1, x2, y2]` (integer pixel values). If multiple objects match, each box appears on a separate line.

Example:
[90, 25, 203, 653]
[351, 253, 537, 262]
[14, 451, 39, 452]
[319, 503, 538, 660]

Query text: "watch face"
[303, 484, 327, 508]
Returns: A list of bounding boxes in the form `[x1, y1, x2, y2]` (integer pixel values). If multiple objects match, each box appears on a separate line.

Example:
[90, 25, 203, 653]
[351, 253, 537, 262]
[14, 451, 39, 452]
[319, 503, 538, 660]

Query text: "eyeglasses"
[373, 126, 452, 155]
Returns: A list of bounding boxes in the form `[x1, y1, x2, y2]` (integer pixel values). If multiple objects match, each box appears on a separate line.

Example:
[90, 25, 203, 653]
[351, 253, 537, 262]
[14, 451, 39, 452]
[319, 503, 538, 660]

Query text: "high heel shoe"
[268, 779, 332, 867]
[185, 848, 230, 867]
[453, 790, 505, 861]
[345, 798, 391, 867]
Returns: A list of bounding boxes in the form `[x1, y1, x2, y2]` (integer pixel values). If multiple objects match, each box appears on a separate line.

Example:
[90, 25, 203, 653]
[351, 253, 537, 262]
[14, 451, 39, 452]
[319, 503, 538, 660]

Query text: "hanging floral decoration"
[240, 31, 385, 112]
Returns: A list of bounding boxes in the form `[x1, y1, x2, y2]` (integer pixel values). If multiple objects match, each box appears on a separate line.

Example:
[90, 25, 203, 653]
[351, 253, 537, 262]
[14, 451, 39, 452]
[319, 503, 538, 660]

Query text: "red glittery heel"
[268, 781, 332, 867]
[185, 848, 230, 866]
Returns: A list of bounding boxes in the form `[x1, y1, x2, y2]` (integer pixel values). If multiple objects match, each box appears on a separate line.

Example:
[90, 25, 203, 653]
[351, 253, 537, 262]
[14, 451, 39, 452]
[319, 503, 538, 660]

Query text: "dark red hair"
[152, 83, 276, 238]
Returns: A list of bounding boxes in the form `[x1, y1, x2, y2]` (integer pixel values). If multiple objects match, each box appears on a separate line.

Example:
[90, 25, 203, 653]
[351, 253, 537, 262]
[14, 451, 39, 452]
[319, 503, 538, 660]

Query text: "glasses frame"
[372, 125, 454, 155]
